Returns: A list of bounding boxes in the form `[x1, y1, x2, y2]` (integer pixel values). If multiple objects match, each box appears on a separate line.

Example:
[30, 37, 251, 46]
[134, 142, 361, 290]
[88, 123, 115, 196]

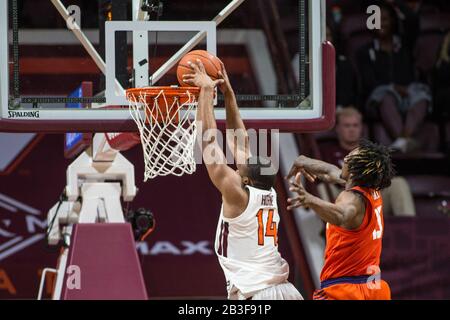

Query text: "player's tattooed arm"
[218, 61, 250, 169]
[286, 155, 346, 186]
[287, 173, 364, 229]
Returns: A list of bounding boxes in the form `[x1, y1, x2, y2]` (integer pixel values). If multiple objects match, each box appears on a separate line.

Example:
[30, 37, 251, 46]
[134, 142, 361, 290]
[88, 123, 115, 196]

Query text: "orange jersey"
[320, 186, 385, 282]
[313, 280, 391, 300]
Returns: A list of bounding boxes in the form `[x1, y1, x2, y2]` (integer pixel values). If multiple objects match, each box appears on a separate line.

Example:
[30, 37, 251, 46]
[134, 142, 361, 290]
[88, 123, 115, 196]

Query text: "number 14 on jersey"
[256, 209, 278, 246]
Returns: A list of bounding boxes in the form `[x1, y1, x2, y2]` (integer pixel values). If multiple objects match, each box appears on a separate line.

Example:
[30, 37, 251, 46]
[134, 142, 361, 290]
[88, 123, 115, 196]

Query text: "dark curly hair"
[347, 140, 395, 190]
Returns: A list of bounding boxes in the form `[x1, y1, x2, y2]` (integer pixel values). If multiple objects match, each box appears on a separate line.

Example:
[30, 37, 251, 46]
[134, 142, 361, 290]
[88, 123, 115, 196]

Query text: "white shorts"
[230, 282, 303, 300]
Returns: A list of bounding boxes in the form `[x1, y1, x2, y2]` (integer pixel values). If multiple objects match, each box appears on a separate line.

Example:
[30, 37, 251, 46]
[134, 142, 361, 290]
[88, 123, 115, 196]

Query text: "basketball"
[177, 50, 222, 86]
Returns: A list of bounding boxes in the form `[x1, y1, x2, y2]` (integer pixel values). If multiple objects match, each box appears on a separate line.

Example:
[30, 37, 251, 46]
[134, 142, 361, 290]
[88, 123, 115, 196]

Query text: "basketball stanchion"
[41, 86, 200, 300]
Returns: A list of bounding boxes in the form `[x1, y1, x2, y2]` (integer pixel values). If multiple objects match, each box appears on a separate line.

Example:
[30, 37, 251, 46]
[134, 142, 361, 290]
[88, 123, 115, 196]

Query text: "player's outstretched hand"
[217, 61, 232, 95]
[286, 156, 317, 183]
[286, 155, 346, 186]
[287, 173, 314, 210]
[182, 59, 224, 89]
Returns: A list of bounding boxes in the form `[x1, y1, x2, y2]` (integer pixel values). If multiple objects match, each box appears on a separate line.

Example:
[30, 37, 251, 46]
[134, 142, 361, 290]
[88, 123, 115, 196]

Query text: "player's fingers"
[213, 79, 225, 87]
[300, 168, 315, 182]
[287, 193, 307, 209]
[289, 178, 300, 188]
[287, 196, 300, 203]
[187, 60, 199, 72]
[285, 166, 297, 180]
[299, 169, 311, 181]
[288, 195, 305, 202]
[306, 169, 317, 180]
[293, 174, 307, 193]
[295, 172, 303, 187]
[182, 74, 195, 80]
[297, 182, 306, 193]
[219, 59, 227, 74]
[289, 181, 302, 190]
[290, 177, 305, 190]
[196, 59, 206, 73]
[183, 79, 195, 86]
[297, 173, 308, 191]
[220, 61, 228, 77]
[287, 202, 302, 210]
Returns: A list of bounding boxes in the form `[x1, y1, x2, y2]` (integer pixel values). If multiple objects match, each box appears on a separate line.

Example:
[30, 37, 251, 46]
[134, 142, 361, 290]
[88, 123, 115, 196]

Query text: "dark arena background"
[1, 0, 450, 302]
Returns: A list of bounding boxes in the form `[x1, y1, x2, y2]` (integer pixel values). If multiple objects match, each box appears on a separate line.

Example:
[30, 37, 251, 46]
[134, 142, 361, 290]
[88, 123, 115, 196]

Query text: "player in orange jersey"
[286, 140, 395, 300]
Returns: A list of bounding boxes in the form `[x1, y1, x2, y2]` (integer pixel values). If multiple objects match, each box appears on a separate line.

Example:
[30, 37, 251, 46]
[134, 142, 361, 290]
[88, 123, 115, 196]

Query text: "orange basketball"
[177, 50, 222, 87]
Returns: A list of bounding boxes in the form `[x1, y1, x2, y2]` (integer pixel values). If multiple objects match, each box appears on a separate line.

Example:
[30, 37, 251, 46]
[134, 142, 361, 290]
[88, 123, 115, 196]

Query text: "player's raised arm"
[287, 155, 346, 186]
[217, 62, 250, 168]
[183, 60, 247, 210]
[287, 173, 365, 229]
[183, 60, 222, 147]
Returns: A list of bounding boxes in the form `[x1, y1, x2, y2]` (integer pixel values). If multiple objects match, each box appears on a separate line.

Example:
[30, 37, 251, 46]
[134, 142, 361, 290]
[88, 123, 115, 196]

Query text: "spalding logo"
[8, 111, 40, 119]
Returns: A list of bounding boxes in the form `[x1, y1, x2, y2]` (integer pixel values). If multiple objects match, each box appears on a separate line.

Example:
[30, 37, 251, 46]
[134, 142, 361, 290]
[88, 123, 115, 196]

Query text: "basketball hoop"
[126, 86, 199, 181]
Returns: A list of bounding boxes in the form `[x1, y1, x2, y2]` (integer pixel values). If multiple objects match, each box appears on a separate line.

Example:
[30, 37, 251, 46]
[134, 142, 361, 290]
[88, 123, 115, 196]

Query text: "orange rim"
[126, 86, 199, 124]
[126, 86, 200, 100]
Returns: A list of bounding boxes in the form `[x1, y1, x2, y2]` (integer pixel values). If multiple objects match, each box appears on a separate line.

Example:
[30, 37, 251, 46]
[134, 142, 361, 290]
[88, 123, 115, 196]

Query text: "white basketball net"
[127, 89, 198, 181]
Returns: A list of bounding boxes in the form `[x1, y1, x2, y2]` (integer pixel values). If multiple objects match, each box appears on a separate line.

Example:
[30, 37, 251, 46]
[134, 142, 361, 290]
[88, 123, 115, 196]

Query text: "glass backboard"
[0, 0, 335, 133]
